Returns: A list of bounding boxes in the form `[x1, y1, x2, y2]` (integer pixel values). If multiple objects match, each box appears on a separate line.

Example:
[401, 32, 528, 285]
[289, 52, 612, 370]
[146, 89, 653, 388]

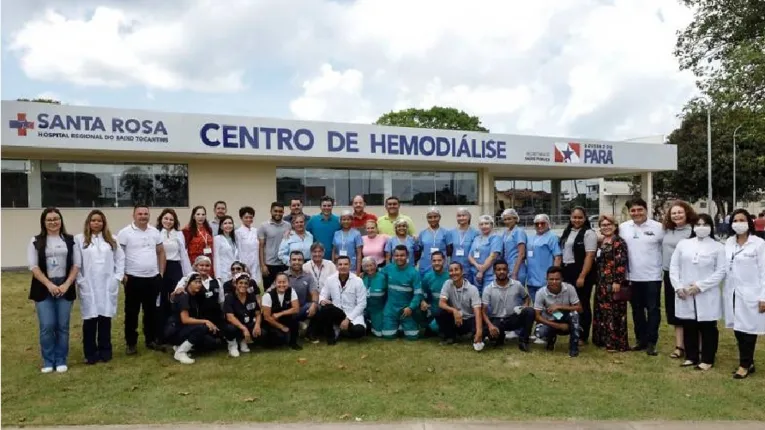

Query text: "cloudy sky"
[2, 0, 697, 141]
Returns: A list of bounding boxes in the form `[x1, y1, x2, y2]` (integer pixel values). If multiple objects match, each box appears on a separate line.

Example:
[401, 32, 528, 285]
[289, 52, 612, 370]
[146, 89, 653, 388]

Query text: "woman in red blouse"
[182, 206, 215, 276]
[592, 214, 630, 352]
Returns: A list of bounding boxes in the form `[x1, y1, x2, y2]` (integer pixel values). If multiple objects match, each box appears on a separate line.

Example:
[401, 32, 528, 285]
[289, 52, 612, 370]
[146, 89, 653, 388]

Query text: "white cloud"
[8, 0, 698, 140]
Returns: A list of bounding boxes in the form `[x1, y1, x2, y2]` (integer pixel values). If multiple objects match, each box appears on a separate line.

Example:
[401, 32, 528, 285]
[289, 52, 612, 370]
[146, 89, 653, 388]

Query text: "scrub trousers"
[365, 299, 385, 337]
[382, 305, 420, 340]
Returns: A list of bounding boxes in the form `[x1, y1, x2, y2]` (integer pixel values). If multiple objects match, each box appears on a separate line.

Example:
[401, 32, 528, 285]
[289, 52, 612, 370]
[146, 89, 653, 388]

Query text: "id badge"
[473, 251, 481, 259]
[244, 316, 250, 323]
[692, 254, 700, 264]
[48, 258, 59, 268]
[155, 294, 161, 307]
[205, 291, 213, 298]
[339, 250, 348, 257]
[527, 250, 534, 258]
[430, 247, 439, 254]
[596, 249, 602, 259]
[203, 247, 212, 255]
[455, 248, 465, 257]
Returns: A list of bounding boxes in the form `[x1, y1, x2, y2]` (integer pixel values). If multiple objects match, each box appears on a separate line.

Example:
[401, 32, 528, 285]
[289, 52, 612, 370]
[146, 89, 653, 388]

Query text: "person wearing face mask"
[723, 209, 765, 379]
[501, 208, 528, 285]
[214, 215, 239, 284]
[306, 196, 341, 260]
[447, 208, 479, 283]
[182, 206, 215, 277]
[417, 207, 449, 276]
[661, 201, 698, 360]
[669, 214, 726, 371]
[620, 198, 665, 356]
[362, 220, 389, 269]
[559, 207, 598, 345]
[526, 214, 563, 307]
[333, 210, 364, 274]
[235, 206, 262, 285]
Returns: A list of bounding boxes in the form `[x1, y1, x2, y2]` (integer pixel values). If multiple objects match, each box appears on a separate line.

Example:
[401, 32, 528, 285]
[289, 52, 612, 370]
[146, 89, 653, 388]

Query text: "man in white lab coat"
[312, 256, 367, 345]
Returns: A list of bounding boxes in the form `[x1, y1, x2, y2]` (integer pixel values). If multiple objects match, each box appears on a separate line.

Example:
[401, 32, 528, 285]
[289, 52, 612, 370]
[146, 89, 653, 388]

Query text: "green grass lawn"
[2, 271, 764, 426]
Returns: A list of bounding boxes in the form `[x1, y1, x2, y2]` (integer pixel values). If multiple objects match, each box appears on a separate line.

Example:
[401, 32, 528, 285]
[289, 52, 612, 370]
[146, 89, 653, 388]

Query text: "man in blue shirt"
[306, 195, 341, 260]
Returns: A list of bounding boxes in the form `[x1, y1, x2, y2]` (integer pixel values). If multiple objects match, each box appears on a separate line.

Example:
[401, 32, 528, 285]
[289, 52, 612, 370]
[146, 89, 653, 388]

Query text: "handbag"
[612, 282, 632, 302]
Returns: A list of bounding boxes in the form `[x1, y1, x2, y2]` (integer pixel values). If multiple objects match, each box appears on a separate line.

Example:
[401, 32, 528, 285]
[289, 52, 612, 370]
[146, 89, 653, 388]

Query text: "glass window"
[348, 170, 384, 206]
[435, 172, 477, 205]
[1, 159, 30, 208]
[41, 161, 188, 208]
[276, 168, 305, 204]
[304, 168, 349, 206]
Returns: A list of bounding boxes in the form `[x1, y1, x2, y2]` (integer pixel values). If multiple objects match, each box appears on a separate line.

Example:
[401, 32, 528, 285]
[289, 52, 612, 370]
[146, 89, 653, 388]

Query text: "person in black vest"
[167, 273, 222, 364]
[27, 207, 81, 373]
[261, 272, 302, 350]
[223, 272, 263, 357]
[222, 261, 261, 299]
[559, 207, 598, 345]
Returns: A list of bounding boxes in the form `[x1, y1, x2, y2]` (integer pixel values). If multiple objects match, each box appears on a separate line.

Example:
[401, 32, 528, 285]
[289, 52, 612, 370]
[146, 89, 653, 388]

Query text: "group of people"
[27, 195, 764, 379]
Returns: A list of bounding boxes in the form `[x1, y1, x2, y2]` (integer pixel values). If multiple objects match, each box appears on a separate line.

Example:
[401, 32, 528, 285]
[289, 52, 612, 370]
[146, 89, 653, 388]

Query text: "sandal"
[680, 360, 697, 367]
[670, 347, 684, 359]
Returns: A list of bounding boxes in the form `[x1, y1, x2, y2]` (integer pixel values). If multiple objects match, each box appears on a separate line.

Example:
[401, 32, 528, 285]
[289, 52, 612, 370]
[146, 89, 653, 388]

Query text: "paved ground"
[8, 422, 765, 430]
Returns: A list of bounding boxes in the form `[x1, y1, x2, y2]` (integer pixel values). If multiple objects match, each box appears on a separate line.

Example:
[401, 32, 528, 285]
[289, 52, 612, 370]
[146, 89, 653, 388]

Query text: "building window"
[1, 159, 30, 208]
[41, 161, 188, 208]
[277, 168, 477, 206]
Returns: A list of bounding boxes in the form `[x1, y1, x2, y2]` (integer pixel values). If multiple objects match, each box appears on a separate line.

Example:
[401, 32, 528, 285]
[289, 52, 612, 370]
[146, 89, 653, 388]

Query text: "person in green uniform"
[420, 251, 449, 335]
[361, 256, 387, 337]
[381, 245, 423, 340]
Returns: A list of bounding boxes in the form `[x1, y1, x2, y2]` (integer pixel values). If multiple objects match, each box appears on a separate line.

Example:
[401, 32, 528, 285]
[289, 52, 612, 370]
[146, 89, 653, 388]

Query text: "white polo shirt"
[619, 219, 664, 282]
[118, 223, 163, 277]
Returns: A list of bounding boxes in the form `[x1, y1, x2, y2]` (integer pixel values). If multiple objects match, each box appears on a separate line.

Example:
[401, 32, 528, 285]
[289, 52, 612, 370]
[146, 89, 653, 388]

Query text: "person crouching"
[313, 256, 367, 345]
[261, 272, 302, 350]
[534, 266, 583, 357]
[222, 272, 263, 357]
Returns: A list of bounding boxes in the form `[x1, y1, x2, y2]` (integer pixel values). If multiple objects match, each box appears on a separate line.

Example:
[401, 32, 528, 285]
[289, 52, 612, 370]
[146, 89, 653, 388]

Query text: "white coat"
[320, 272, 367, 327]
[723, 235, 765, 335]
[235, 225, 261, 282]
[214, 234, 239, 284]
[161, 228, 193, 276]
[669, 237, 726, 321]
[75, 233, 125, 319]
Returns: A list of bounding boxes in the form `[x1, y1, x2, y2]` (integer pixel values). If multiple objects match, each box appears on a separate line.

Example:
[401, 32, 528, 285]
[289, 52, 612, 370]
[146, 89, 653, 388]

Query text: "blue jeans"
[298, 302, 313, 321]
[35, 281, 74, 368]
[527, 285, 543, 306]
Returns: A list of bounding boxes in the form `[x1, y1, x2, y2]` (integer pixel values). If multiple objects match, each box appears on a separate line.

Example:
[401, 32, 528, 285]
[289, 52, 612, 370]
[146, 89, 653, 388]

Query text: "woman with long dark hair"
[670, 213, 725, 371]
[214, 215, 239, 283]
[75, 210, 125, 364]
[559, 207, 598, 344]
[183, 206, 215, 276]
[27, 208, 81, 373]
[724, 209, 765, 379]
[156, 208, 192, 346]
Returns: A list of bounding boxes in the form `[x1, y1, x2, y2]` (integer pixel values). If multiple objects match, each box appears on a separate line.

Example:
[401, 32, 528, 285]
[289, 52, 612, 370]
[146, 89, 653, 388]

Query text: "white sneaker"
[41, 367, 54, 374]
[239, 340, 250, 353]
[299, 321, 309, 332]
[529, 334, 537, 341]
[534, 338, 547, 345]
[227, 340, 240, 358]
[174, 340, 195, 364]
[55, 365, 68, 373]
[506, 331, 519, 340]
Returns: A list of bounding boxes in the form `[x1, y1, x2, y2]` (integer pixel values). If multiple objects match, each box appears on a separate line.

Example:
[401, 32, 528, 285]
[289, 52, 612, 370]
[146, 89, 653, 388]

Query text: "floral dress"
[592, 234, 630, 351]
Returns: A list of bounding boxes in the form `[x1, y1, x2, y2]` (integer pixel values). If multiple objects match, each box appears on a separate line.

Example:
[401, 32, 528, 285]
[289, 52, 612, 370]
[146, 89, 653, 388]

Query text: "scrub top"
[333, 229, 363, 268]
[385, 236, 419, 267]
[417, 227, 450, 274]
[306, 214, 341, 260]
[468, 233, 503, 277]
[502, 227, 528, 284]
[447, 227, 479, 271]
[526, 230, 562, 287]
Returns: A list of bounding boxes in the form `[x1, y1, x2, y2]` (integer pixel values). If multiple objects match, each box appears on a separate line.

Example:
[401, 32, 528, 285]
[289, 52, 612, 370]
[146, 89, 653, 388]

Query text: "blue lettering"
[154, 121, 168, 135]
[277, 128, 293, 150]
[200, 123, 220, 147]
[293, 129, 314, 150]
[399, 135, 416, 155]
[51, 115, 65, 130]
[239, 126, 257, 148]
[260, 127, 276, 150]
[370, 133, 385, 154]
[125, 119, 140, 133]
[37, 113, 50, 128]
[222, 125, 238, 148]
[328, 131, 345, 152]
[345, 132, 359, 153]
[436, 137, 450, 156]
[584, 149, 614, 165]
[420, 136, 435, 156]
[388, 134, 400, 155]
[496, 141, 507, 159]
[456, 136, 470, 157]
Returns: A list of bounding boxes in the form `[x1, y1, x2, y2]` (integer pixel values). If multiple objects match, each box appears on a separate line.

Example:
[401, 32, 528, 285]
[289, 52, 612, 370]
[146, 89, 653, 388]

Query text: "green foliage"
[375, 107, 489, 132]
[17, 98, 62, 104]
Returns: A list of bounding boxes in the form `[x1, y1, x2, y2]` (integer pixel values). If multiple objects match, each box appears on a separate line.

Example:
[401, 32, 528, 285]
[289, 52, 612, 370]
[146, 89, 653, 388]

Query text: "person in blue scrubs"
[417, 207, 449, 276]
[526, 214, 562, 305]
[468, 215, 503, 294]
[501, 208, 528, 285]
[447, 208, 479, 283]
[306, 195, 341, 260]
[332, 210, 363, 274]
[385, 219, 419, 268]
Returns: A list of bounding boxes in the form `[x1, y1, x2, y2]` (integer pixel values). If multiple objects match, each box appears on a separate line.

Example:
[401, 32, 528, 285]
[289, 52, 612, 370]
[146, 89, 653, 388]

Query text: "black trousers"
[263, 315, 299, 346]
[683, 320, 718, 364]
[223, 322, 256, 342]
[312, 305, 366, 341]
[83, 316, 112, 362]
[735, 330, 758, 368]
[263, 264, 288, 291]
[629, 281, 662, 346]
[171, 325, 220, 350]
[488, 308, 535, 344]
[158, 261, 184, 344]
[663, 271, 683, 326]
[563, 264, 594, 342]
[124, 274, 162, 347]
[436, 312, 477, 340]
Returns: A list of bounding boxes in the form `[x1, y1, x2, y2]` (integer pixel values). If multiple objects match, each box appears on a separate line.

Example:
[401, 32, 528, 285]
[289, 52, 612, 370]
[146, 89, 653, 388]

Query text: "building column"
[640, 172, 653, 217]
[551, 179, 561, 221]
[28, 160, 42, 208]
[479, 168, 494, 215]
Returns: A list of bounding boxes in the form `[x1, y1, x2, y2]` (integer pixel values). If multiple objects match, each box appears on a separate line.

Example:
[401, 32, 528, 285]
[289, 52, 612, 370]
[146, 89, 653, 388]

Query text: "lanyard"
[341, 230, 350, 251]
[496, 284, 511, 314]
[458, 228, 469, 247]
[730, 244, 746, 271]
[200, 230, 210, 247]
[428, 227, 441, 247]
[310, 262, 324, 283]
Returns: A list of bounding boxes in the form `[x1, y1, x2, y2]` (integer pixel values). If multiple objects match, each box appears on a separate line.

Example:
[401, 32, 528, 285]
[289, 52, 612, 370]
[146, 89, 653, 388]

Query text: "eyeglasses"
[534, 222, 546, 226]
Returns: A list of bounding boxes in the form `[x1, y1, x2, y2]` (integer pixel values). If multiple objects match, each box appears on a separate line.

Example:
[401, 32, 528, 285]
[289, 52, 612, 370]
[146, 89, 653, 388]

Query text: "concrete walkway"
[8, 422, 765, 430]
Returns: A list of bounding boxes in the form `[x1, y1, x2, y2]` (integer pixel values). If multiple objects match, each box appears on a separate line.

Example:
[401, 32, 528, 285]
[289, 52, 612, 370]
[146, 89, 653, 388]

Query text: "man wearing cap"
[436, 262, 484, 349]
[350, 195, 377, 234]
[377, 196, 416, 237]
[417, 207, 449, 276]
[526, 214, 562, 305]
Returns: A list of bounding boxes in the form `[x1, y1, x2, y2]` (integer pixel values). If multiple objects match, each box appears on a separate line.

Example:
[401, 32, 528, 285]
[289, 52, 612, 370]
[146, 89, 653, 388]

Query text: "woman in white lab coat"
[724, 209, 765, 379]
[75, 210, 125, 365]
[669, 214, 726, 371]
[214, 215, 239, 284]
[235, 206, 262, 285]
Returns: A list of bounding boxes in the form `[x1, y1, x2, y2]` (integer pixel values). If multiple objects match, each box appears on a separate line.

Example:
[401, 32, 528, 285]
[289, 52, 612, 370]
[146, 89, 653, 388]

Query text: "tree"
[375, 106, 489, 132]
[652, 102, 765, 218]
[675, 0, 765, 111]
[17, 98, 61, 104]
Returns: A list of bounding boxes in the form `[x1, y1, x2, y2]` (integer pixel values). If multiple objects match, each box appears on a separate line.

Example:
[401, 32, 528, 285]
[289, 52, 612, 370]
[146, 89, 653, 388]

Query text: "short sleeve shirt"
[562, 228, 598, 264]
[482, 280, 528, 318]
[439, 279, 482, 318]
[534, 283, 580, 320]
[284, 270, 318, 305]
[223, 293, 260, 325]
[258, 220, 291, 265]
[261, 290, 298, 308]
[118, 223, 163, 277]
[526, 231, 563, 287]
[174, 292, 203, 321]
